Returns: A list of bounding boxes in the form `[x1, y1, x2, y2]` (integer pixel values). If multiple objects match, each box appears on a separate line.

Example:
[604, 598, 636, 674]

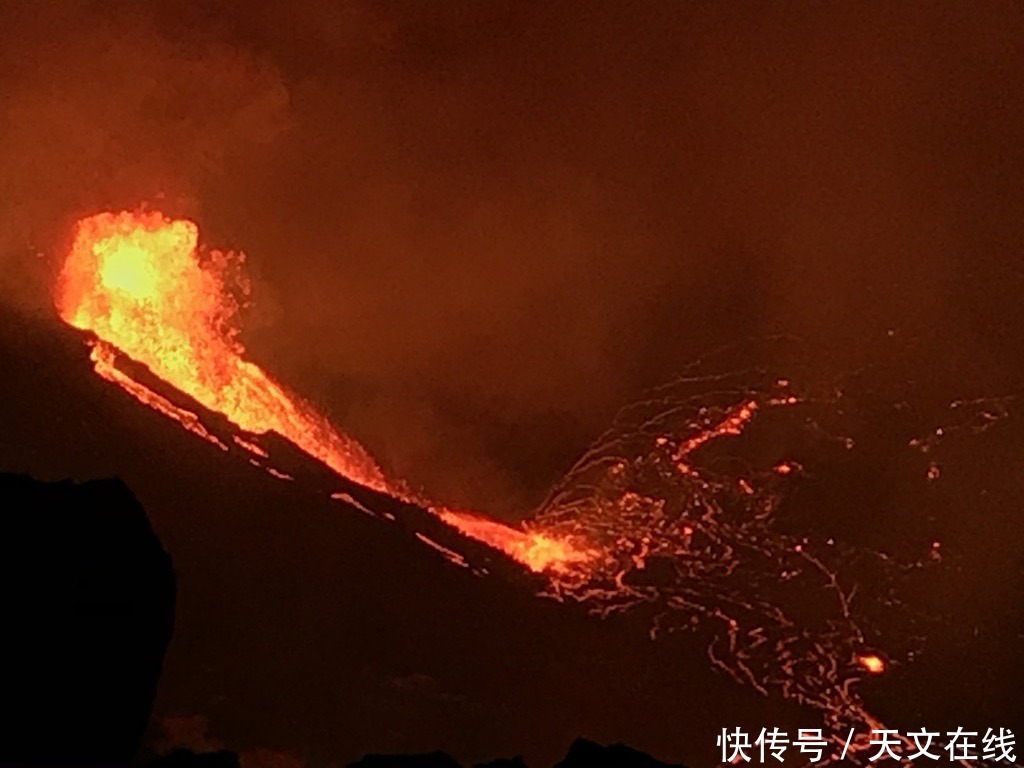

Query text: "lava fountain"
[57, 211, 393, 493]
[56, 209, 990, 767]
[55, 210, 591, 574]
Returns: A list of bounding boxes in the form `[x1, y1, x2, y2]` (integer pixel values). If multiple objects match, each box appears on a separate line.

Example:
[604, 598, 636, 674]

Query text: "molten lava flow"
[89, 341, 229, 452]
[672, 398, 758, 473]
[57, 211, 975, 767]
[58, 212, 396, 496]
[524, 368, 977, 766]
[436, 508, 593, 574]
[56, 211, 590, 575]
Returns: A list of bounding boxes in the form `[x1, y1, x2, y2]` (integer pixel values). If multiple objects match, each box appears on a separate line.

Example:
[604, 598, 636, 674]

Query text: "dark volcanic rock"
[348, 752, 462, 768]
[0, 473, 175, 766]
[553, 738, 685, 768]
[149, 748, 241, 767]
[344, 740, 685, 767]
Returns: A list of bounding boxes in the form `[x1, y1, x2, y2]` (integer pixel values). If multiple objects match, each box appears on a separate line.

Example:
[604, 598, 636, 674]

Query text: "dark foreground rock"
[554, 738, 685, 767]
[148, 748, 240, 767]
[0, 472, 175, 767]
[340, 739, 682, 767]
[347, 751, 462, 767]
[472, 758, 528, 768]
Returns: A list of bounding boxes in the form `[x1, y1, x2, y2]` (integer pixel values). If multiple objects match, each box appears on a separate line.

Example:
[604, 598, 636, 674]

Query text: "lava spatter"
[55, 210, 1004, 768]
[55, 210, 590, 574]
[57, 211, 396, 496]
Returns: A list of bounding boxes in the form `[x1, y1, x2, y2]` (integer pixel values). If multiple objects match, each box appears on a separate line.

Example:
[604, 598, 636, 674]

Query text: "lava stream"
[56, 210, 988, 767]
[55, 210, 588, 574]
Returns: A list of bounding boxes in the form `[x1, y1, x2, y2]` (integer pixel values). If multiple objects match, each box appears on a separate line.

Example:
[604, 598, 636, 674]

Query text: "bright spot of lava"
[55, 210, 592, 575]
[857, 654, 886, 675]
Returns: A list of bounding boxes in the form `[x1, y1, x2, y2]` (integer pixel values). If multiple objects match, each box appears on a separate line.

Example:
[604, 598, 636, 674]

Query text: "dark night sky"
[1, 2, 1023, 765]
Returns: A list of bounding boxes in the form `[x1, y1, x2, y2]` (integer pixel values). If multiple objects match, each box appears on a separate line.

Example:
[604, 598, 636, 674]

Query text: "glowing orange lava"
[673, 399, 758, 473]
[56, 211, 591, 575]
[857, 654, 886, 675]
[58, 212, 393, 494]
[436, 508, 593, 574]
[56, 211, 937, 764]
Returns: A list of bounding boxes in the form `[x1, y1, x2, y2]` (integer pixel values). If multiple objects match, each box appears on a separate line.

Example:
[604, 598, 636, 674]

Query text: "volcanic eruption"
[56, 211, 395, 494]
[0, 1, 1018, 764]
[53, 208, 998, 767]
[55, 210, 593, 576]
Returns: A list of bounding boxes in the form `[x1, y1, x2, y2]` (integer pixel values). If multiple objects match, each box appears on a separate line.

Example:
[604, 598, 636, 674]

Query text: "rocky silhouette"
[553, 738, 684, 767]
[341, 740, 682, 768]
[472, 758, 528, 768]
[0, 472, 175, 767]
[347, 751, 461, 768]
[141, 740, 681, 768]
[148, 749, 240, 768]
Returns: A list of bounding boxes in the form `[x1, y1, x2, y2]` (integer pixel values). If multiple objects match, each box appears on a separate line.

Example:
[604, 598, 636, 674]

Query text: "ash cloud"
[4, 1, 1024, 514]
